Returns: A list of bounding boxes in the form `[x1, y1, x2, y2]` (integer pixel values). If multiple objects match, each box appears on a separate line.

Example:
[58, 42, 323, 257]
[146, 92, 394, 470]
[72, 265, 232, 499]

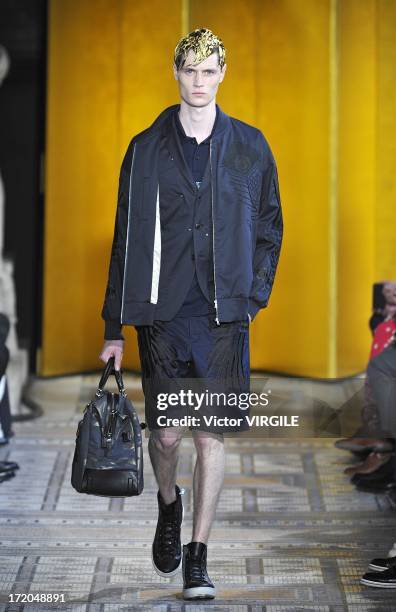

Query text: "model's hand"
[99, 339, 124, 371]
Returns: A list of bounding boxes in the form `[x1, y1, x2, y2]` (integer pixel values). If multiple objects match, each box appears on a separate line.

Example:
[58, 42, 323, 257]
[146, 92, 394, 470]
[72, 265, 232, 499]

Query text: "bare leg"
[192, 431, 225, 543]
[148, 427, 185, 504]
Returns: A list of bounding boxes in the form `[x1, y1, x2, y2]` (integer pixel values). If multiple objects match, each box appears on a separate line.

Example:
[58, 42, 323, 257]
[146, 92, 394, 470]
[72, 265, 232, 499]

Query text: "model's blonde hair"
[174, 28, 226, 70]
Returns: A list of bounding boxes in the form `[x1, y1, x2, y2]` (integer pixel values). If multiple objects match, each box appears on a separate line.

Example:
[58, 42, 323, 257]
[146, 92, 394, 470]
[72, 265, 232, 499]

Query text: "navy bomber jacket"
[101, 103, 283, 339]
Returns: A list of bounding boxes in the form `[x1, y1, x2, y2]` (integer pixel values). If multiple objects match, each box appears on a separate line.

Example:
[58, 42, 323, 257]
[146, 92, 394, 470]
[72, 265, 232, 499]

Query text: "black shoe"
[352, 459, 396, 492]
[0, 461, 19, 473]
[355, 478, 396, 493]
[0, 470, 15, 483]
[152, 485, 183, 577]
[361, 566, 396, 588]
[182, 541, 216, 600]
[369, 556, 396, 571]
[351, 457, 395, 485]
[386, 487, 396, 508]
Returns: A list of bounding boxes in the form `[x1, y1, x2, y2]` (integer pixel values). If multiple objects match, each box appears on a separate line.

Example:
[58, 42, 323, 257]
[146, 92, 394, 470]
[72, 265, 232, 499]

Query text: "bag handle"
[96, 356, 126, 397]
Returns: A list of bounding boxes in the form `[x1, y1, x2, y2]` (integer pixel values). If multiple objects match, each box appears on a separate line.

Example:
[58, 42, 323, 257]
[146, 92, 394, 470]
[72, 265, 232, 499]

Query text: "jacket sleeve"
[101, 140, 135, 340]
[248, 141, 283, 321]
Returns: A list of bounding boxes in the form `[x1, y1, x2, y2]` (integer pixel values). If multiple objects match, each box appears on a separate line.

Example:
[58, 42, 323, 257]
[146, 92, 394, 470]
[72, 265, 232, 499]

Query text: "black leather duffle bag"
[71, 357, 144, 497]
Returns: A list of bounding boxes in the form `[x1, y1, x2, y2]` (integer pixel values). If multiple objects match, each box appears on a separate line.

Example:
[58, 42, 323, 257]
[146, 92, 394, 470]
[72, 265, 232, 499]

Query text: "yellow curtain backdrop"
[41, 0, 396, 377]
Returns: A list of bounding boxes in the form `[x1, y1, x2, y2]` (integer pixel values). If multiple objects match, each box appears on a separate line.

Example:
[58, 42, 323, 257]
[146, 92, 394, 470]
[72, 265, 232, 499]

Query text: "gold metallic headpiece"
[174, 28, 226, 70]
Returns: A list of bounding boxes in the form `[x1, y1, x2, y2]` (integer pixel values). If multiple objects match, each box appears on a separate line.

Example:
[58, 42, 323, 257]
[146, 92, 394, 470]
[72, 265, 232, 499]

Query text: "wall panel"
[337, 0, 376, 376]
[253, 0, 331, 375]
[376, 0, 396, 280]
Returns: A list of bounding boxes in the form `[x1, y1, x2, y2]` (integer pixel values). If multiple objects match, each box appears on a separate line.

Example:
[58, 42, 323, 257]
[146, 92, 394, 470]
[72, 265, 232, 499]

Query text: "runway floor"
[1, 372, 396, 611]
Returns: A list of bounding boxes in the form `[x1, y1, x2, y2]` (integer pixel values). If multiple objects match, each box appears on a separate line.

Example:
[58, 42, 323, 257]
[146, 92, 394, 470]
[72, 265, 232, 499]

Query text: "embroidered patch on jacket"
[223, 142, 260, 175]
[247, 166, 262, 206]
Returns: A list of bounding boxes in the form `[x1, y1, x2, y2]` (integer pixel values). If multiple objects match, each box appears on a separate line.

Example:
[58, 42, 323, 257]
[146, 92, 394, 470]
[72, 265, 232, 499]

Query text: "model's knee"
[194, 432, 224, 455]
[150, 431, 182, 454]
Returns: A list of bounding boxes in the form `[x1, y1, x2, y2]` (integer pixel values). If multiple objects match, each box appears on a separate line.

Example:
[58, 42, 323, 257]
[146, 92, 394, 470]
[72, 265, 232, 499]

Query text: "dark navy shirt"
[173, 107, 218, 318]
[175, 106, 218, 188]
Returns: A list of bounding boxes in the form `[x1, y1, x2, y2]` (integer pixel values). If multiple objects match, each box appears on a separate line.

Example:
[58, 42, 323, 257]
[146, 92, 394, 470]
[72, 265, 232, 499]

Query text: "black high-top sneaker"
[152, 485, 184, 577]
[182, 541, 216, 600]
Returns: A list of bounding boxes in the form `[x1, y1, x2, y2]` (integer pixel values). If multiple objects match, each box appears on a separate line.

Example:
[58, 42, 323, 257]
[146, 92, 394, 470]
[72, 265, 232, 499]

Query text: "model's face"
[383, 283, 396, 305]
[173, 49, 226, 108]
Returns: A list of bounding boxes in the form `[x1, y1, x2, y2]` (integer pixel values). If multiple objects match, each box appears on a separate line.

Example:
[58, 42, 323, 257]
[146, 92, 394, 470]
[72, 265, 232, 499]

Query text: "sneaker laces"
[187, 556, 207, 582]
[157, 510, 180, 557]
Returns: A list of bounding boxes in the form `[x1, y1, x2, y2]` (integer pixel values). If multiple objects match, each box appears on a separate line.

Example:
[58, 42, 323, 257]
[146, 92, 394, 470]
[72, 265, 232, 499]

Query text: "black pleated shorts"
[135, 314, 251, 434]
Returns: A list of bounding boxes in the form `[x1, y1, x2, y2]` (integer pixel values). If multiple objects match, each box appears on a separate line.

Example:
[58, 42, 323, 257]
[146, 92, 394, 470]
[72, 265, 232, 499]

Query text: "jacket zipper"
[121, 142, 137, 324]
[209, 140, 220, 325]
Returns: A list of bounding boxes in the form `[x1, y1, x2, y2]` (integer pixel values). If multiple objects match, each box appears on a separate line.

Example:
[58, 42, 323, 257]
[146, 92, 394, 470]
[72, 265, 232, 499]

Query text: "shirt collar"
[174, 104, 219, 144]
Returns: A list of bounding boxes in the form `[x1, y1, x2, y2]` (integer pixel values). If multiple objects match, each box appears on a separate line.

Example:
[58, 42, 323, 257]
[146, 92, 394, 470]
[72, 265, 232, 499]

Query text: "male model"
[99, 28, 283, 600]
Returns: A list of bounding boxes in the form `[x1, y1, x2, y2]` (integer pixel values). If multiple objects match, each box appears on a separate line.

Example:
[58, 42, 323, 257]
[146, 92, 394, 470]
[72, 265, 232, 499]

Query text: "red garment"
[370, 318, 396, 360]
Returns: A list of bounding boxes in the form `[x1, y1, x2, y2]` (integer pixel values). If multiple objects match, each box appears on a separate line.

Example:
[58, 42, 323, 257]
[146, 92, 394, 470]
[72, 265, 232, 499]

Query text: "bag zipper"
[103, 394, 117, 448]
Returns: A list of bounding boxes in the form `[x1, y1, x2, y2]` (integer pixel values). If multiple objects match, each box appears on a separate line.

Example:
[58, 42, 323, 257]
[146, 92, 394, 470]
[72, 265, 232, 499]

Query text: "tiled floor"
[0, 373, 396, 611]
